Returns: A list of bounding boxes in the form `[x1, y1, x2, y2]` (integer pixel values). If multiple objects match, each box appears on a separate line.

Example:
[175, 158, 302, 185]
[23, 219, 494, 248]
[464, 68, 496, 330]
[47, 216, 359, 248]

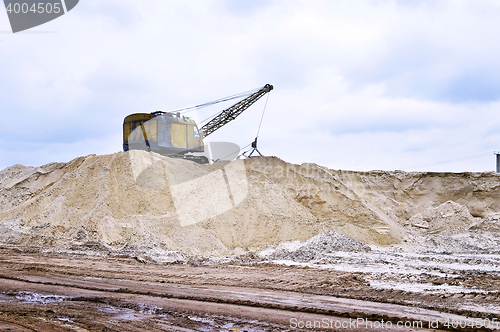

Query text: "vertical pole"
[496, 152, 500, 173]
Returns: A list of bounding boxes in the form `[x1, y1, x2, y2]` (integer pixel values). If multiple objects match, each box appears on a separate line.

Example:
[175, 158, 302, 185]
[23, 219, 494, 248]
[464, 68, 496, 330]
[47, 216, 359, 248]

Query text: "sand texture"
[1, 151, 499, 258]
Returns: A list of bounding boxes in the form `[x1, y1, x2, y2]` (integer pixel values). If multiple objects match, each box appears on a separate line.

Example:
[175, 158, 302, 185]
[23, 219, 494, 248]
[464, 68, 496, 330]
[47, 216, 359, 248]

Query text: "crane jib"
[200, 84, 273, 138]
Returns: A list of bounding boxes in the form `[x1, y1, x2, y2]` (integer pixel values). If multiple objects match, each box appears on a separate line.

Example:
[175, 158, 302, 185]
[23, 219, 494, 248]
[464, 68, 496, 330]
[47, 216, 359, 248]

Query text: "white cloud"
[0, 0, 499, 172]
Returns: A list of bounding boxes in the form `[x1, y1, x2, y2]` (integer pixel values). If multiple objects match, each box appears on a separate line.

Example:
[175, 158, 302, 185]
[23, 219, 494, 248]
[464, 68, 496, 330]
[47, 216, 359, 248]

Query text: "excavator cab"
[123, 112, 204, 157]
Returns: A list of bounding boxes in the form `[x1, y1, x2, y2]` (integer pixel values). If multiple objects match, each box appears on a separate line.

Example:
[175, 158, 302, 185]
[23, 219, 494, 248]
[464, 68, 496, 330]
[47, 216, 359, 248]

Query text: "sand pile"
[259, 231, 371, 262]
[1, 151, 499, 258]
[402, 201, 500, 253]
[407, 201, 481, 235]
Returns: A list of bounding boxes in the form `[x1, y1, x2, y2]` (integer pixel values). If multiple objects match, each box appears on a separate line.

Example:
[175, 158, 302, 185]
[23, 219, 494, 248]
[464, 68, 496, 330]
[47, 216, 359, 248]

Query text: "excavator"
[122, 84, 273, 163]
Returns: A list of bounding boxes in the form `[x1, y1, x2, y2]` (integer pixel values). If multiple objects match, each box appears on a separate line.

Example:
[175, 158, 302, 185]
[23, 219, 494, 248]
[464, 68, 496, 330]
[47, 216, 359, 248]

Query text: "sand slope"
[0, 151, 499, 256]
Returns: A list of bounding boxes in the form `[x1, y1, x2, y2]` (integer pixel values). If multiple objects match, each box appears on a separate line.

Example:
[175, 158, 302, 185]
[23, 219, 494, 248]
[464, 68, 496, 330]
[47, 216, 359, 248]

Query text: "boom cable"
[256, 91, 271, 138]
[171, 87, 262, 114]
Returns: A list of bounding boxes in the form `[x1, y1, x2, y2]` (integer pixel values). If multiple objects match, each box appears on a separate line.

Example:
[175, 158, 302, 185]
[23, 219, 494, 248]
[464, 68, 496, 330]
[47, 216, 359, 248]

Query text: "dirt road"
[0, 248, 499, 331]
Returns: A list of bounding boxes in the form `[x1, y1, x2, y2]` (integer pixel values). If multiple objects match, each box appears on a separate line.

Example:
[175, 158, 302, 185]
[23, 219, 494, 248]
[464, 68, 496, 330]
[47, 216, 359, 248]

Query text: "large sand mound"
[1, 151, 499, 257]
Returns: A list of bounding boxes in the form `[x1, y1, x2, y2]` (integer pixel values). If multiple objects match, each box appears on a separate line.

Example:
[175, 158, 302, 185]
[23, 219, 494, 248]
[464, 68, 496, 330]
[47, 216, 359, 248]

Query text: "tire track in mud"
[2, 254, 499, 322]
[0, 249, 499, 331]
[0, 316, 39, 332]
[0, 270, 493, 332]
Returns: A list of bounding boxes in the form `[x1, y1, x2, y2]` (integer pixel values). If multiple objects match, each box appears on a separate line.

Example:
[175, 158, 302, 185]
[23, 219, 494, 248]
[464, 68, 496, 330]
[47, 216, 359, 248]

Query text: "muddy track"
[1, 248, 499, 319]
[0, 275, 469, 332]
[0, 249, 498, 331]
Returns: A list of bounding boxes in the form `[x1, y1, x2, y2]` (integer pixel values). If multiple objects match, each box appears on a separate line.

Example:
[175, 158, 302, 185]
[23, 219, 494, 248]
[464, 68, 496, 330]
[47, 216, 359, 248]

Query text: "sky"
[1, 0, 500, 172]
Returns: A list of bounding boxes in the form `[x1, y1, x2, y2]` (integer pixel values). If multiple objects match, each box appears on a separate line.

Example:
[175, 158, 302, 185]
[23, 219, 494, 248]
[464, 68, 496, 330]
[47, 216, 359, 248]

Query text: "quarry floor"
[0, 248, 499, 331]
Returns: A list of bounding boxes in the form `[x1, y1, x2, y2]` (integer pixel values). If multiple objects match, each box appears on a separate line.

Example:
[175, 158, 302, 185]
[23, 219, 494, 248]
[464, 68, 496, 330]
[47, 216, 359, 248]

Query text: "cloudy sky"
[1, 0, 499, 172]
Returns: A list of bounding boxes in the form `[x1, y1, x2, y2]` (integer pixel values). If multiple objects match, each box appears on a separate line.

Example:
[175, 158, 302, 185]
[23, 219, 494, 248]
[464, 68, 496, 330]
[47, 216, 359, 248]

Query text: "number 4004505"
[6, 2, 62, 14]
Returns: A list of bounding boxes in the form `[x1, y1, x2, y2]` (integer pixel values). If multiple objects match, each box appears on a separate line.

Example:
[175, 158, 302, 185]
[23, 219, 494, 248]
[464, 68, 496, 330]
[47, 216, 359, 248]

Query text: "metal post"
[496, 152, 500, 173]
